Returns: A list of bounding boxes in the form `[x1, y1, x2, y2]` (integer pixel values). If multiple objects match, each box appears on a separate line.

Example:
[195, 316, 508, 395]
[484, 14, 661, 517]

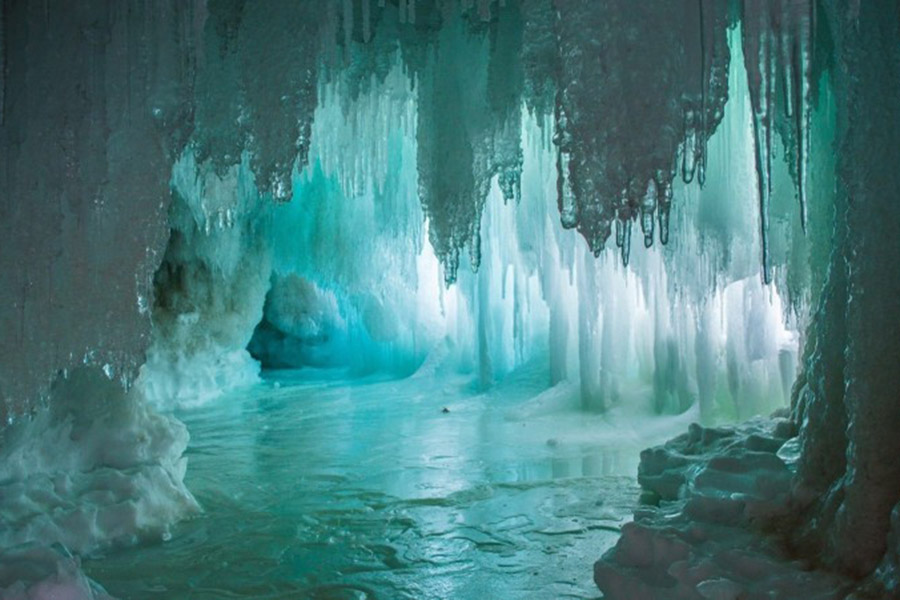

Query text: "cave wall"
[793, 0, 900, 580]
[0, 1, 201, 420]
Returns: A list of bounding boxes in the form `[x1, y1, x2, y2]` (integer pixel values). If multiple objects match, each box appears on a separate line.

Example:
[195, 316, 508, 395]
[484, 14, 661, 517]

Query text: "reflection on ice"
[85, 367, 694, 599]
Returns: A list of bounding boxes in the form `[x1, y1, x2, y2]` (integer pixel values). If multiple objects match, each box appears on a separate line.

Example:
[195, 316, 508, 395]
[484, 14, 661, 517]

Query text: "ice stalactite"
[237, 2, 323, 201]
[487, 2, 525, 205]
[414, 17, 490, 283]
[742, 0, 815, 283]
[414, 3, 524, 284]
[551, 0, 730, 260]
[520, 0, 557, 118]
[192, 0, 325, 202]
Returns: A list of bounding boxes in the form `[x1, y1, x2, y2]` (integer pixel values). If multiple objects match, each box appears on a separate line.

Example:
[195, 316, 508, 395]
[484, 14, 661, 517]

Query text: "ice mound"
[0, 545, 114, 600]
[138, 345, 260, 410]
[0, 367, 199, 556]
[248, 274, 348, 369]
[595, 419, 852, 599]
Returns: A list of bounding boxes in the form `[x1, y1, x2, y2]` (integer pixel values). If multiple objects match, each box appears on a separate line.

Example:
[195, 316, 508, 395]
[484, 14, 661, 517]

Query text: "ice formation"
[138, 150, 270, 408]
[0, 367, 197, 598]
[0, 0, 807, 416]
[0, 0, 898, 598]
[594, 418, 852, 599]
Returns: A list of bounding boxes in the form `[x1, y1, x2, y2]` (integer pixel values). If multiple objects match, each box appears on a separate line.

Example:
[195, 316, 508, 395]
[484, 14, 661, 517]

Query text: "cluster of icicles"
[312, 0, 817, 282]
[551, 0, 815, 278]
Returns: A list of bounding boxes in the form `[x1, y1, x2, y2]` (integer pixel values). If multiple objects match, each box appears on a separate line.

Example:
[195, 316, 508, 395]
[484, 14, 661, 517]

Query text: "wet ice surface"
[85, 367, 696, 599]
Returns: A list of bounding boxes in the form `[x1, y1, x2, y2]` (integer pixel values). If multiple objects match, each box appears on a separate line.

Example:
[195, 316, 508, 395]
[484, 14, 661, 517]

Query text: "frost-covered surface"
[595, 419, 853, 599]
[0, 368, 197, 599]
[0, 368, 198, 553]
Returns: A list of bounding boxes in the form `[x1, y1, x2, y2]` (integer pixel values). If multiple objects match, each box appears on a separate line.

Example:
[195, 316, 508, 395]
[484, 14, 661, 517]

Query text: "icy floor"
[83, 367, 696, 599]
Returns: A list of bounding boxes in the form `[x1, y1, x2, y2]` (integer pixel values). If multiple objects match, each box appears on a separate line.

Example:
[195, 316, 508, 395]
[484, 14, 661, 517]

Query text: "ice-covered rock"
[596, 419, 852, 599]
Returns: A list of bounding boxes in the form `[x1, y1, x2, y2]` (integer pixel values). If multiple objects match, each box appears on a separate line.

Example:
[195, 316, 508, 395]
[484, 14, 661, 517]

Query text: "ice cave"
[1, 1, 899, 598]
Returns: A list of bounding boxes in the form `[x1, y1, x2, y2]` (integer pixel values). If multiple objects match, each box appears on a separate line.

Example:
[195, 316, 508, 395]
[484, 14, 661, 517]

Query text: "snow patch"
[0, 367, 198, 568]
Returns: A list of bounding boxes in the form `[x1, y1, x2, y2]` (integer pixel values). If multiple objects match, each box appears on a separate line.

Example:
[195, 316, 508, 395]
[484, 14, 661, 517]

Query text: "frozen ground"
[82, 365, 695, 599]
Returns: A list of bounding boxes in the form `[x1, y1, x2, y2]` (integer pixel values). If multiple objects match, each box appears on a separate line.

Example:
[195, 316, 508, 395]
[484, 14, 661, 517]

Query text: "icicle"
[744, 4, 775, 284]
[697, 0, 707, 187]
[682, 110, 697, 184]
[657, 177, 672, 245]
[399, 0, 408, 25]
[795, 3, 813, 233]
[557, 152, 577, 228]
[469, 229, 482, 272]
[620, 219, 632, 267]
[499, 170, 520, 204]
[781, 29, 795, 119]
[641, 179, 658, 248]
[408, 0, 416, 25]
[444, 246, 460, 286]
[554, 99, 578, 228]
[641, 209, 655, 248]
